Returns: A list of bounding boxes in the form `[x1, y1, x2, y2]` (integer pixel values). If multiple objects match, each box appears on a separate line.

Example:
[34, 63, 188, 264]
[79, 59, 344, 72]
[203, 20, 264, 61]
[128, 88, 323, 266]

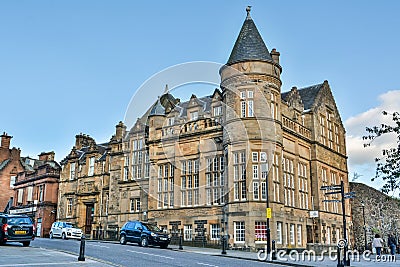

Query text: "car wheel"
[22, 241, 30, 247]
[62, 233, 67, 240]
[140, 237, 148, 247]
[120, 235, 127, 245]
[50, 232, 53, 239]
[160, 244, 168, 249]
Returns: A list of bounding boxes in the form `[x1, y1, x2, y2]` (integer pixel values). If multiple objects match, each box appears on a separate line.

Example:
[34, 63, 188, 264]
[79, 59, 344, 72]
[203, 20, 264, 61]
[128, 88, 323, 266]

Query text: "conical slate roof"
[227, 7, 272, 65]
[149, 97, 165, 116]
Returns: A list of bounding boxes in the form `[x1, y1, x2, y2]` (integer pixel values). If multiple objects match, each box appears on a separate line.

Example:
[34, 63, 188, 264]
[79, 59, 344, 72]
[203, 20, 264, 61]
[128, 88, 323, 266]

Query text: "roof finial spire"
[164, 84, 169, 93]
[246, 6, 252, 19]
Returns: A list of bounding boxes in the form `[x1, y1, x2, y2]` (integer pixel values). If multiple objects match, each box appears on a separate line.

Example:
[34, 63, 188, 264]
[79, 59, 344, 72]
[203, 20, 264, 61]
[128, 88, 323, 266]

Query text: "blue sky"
[1, 1, 399, 188]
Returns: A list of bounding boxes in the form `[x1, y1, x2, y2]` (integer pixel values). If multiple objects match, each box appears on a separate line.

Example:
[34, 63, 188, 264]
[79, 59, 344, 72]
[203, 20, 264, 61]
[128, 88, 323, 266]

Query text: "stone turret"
[220, 6, 283, 146]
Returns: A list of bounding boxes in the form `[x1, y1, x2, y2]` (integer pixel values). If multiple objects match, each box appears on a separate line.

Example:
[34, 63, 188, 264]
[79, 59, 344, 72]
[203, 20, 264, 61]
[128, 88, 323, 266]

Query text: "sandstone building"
[58, 7, 351, 250]
[10, 152, 60, 237]
[0, 133, 24, 212]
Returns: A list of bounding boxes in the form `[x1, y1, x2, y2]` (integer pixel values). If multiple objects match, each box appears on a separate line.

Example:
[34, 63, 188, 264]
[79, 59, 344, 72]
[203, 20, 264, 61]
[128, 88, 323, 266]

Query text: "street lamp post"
[265, 168, 271, 257]
[361, 202, 367, 251]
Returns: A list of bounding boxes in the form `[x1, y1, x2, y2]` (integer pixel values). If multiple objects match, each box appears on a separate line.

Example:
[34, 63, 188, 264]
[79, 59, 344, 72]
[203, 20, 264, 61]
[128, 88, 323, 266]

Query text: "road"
[30, 238, 272, 267]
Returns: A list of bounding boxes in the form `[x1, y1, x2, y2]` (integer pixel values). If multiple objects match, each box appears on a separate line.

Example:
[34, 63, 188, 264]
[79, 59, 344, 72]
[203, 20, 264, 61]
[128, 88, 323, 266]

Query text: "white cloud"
[345, 90, 400, 185]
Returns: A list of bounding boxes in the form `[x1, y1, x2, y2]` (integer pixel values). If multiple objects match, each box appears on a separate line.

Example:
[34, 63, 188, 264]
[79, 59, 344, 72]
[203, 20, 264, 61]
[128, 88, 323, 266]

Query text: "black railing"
[92, 229, 119, 241]
[169, 234, 222, 249]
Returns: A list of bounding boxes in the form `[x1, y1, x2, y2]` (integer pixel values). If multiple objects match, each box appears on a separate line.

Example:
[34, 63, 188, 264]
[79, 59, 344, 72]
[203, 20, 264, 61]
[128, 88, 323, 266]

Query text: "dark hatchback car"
[0, 213, 35, 246]
[119, 221, 171, 248]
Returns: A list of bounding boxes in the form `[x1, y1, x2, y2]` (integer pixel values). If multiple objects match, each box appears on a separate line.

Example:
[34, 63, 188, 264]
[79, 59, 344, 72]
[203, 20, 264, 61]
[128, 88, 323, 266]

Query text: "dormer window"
[168, 117, 175, 126]
[9, 176, 16, 188]
[190, 111, 198, 121]
[213, 106, 222, 117]
[70, 162, 76, 180]
[88, 157, 95, 176]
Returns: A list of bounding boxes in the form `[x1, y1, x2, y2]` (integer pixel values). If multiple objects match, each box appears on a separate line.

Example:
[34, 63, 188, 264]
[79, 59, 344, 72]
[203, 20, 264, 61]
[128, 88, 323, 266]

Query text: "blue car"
[119, 221, 171, 248]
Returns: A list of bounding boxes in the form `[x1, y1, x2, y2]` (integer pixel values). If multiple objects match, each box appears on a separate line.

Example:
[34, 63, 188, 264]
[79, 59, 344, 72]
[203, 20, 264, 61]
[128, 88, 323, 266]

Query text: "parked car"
[0, 213, 35, 247]
[49, 221, 82, 240]
[119, 221, 171, 248]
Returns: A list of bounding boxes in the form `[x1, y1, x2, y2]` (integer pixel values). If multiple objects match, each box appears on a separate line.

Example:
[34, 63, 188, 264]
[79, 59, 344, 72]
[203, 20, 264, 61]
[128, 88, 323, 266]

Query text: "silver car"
[49, 221, 82, 240]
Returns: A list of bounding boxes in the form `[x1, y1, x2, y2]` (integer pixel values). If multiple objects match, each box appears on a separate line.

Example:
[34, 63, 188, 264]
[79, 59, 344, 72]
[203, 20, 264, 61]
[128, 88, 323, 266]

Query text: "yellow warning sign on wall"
[266, 208, 272, 218]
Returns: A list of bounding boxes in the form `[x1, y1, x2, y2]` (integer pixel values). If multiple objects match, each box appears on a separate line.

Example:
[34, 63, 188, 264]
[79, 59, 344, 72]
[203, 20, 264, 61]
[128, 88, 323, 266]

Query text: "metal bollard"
[179, 234, 183, 250]
[221, 235, 227, 255]
[271, 240, 276, 260]
[337, 246, 343, 267]
[344, 245, 350, 266]
[78, 235, 86, 261]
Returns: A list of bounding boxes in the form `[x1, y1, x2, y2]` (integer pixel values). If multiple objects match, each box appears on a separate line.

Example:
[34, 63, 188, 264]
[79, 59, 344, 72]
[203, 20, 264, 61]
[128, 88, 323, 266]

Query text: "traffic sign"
[320, 185, 341, 190]
[344, 192, 356, 199]
[322, 199, 342, 203]
[325, 191, 342, 195]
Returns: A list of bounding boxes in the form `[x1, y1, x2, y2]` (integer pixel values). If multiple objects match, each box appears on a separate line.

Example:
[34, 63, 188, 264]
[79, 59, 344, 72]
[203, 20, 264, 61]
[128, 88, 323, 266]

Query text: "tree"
[363, 111, 400, 195]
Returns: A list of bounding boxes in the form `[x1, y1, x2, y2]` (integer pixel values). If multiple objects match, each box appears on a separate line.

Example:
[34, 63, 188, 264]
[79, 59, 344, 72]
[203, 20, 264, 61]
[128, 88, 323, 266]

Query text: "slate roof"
[149, 98, 165, 116]
[227, 8, 272, 65]
[281, 83, 324, 110]
[61, 141, 109, 165]
[20, 157, 36, 172]
[0, 159, 10, 171]
[176, 95, 212, 117]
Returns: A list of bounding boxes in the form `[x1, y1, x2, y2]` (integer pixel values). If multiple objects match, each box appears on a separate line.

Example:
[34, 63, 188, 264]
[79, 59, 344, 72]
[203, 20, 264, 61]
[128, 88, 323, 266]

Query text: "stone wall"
[350, 182, 400, 250]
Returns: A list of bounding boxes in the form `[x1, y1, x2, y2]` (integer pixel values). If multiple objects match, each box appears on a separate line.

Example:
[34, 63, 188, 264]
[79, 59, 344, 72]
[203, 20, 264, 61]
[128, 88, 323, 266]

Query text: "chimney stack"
[38, 151, 55, 161]
[270, 48, 280, 64]
[115, 121, 126, 140]
[1, 132, 12, 149]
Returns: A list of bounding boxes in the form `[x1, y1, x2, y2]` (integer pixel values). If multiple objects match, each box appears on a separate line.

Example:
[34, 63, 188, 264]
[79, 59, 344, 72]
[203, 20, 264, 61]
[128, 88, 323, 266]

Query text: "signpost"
[320, 181, 355, 267]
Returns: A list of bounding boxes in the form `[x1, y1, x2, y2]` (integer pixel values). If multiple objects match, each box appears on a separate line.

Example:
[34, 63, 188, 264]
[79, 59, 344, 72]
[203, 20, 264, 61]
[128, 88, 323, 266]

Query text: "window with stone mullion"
[320, 115, 327, 145]
[283, 157, 295, 207]
[156, 163, 174, 208]
[321, 168, 329, 211]
[233, 151, 246, 201]
[272, 154, 280, 202]
[181, 159, 199, 207]
[334, 124, 340, 152]
[206, 156, 224, 205]
[298, 162, 308, 209]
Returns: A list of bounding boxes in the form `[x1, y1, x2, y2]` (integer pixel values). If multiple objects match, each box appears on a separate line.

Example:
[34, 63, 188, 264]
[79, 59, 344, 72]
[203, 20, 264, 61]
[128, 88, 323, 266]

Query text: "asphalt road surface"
[30, 238, 272, 267]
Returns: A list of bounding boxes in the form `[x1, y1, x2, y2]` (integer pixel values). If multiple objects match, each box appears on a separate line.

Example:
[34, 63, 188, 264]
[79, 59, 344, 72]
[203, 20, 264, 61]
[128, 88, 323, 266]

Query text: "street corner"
[0, 244, 113, 267]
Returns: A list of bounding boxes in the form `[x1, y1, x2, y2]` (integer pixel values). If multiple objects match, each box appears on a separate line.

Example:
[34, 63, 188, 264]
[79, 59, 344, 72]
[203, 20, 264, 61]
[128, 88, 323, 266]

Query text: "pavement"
[167, 244, 400, 267]
[0, 244, 113, 267]
[2, 239, 399, 267]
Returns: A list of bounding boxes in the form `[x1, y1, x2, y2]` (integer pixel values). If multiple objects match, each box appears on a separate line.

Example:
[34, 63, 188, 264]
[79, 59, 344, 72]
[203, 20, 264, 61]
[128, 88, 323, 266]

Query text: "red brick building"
[10, 152, 60, 237]
[0, 133, 24, 212]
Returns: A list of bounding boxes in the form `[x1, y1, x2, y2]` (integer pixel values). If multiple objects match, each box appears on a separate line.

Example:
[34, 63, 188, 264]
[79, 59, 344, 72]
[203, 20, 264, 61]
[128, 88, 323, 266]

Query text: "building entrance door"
[306, 225, 313, 243]
[85, 203, 94, 235]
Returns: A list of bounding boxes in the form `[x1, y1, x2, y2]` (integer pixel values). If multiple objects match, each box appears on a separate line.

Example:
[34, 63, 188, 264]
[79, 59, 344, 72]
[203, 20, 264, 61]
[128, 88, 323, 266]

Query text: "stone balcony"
[282, 115, 311, 139]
